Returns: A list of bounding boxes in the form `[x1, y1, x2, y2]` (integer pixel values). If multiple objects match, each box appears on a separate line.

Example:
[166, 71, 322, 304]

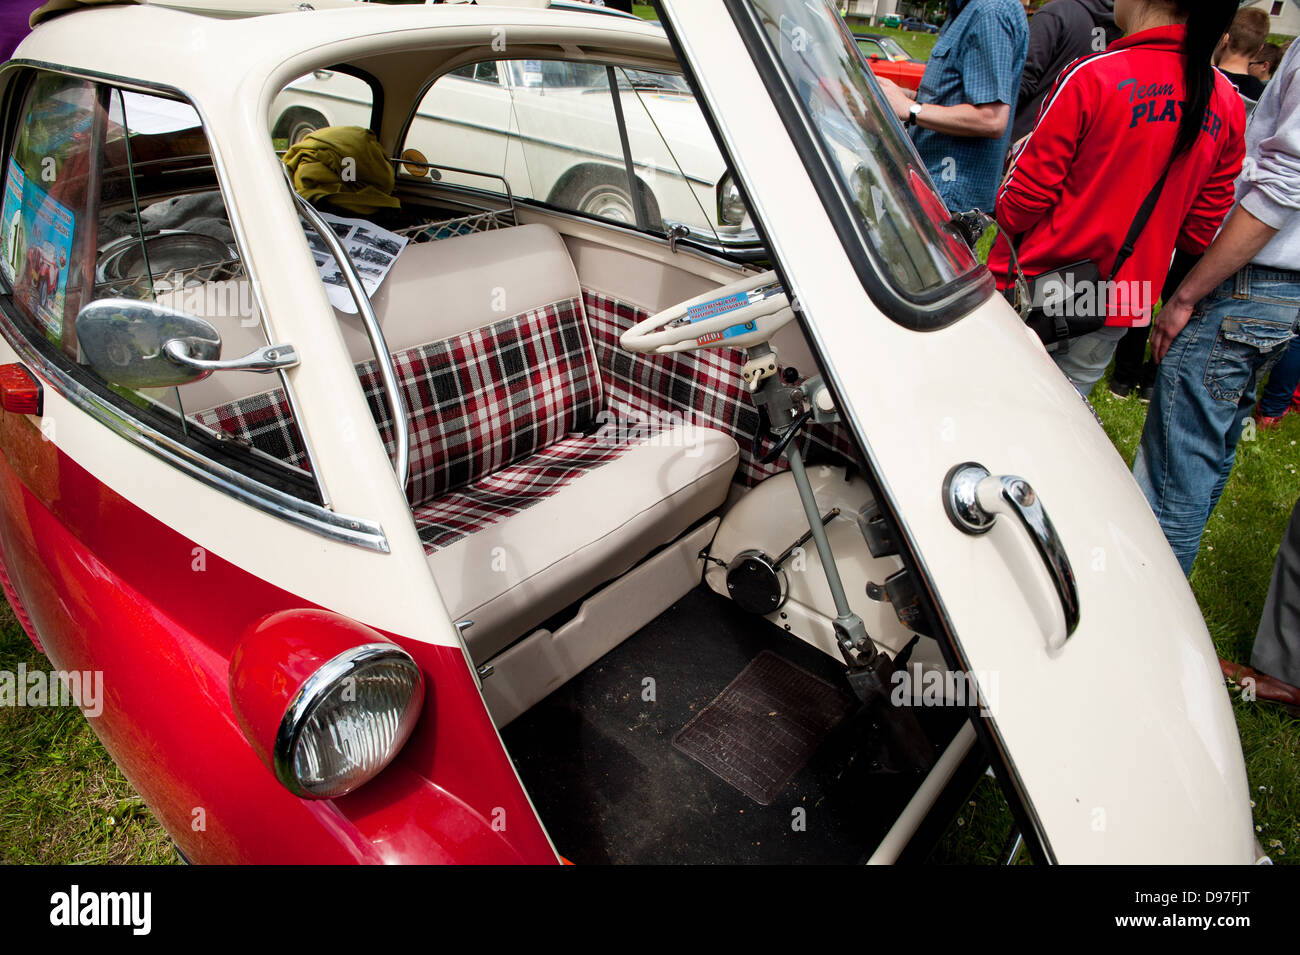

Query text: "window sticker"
[1, 162, 76, 338]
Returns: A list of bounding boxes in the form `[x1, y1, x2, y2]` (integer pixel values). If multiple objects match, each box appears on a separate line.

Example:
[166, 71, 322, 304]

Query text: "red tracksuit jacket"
[990, 24, 1246, 326]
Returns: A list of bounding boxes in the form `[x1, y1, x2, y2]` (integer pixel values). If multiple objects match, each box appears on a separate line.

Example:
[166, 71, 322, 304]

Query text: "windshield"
[855, 35, 908, 61]
[877, 37, 909, 61]
[743, 0, 980, 304]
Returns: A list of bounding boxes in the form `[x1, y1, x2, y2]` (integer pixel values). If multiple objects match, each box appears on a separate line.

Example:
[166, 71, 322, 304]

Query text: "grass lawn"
[0, 603, 176, 864]
[859, 24, 939, 61]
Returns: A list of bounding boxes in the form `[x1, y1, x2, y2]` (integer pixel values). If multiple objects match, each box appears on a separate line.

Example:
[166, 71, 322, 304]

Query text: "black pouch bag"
[995, 164, 1173, 348]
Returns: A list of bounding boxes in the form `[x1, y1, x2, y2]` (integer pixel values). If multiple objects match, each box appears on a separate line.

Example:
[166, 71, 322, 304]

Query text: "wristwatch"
[906, 102, 923, 128]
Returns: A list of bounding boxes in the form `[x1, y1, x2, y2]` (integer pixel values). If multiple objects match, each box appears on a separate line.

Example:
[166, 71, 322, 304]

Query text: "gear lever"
[748, 359, 934, 772]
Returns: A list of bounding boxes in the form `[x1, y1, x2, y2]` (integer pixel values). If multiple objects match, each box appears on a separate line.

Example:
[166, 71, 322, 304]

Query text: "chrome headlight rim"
[272, 642, 423, 799]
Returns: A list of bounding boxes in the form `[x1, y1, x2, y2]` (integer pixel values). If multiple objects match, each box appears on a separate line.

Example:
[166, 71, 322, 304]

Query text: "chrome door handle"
[164, 339, 299, 376]
[943, 463, 1080, 642]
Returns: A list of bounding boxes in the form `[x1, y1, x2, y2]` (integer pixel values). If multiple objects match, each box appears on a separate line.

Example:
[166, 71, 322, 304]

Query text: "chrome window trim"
[291, 183, 411, 490]
[0, 60, 390, 554]
[517, 198, 757, 270]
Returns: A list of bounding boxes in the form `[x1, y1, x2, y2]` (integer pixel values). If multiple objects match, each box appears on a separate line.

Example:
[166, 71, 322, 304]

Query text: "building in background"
[841, 0, 902, 29]
[1242, 0, 1300, 39]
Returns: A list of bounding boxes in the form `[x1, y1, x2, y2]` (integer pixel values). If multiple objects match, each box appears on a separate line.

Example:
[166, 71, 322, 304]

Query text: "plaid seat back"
[359, 296, 603, 505]
[582, 289, 856, 485]
[194, 297, 601, 503]
[191, 389, 309, 472]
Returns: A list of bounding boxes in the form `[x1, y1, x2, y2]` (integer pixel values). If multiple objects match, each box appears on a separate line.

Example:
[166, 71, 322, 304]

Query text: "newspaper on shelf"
[308, 211, 409, 314]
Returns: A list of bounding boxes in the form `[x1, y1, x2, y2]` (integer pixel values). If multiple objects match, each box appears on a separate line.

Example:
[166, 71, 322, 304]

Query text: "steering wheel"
[619, 270, 796, 355]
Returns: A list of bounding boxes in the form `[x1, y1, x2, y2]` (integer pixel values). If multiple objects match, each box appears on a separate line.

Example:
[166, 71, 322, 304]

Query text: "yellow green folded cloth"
[282, 126, 400, 215]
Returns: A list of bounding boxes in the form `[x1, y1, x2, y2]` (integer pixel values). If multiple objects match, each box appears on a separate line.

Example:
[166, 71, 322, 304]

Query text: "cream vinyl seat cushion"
[430, 425, 738, 664]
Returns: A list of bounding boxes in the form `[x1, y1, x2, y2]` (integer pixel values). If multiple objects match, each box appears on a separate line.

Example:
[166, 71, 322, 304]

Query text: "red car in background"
[854, 32, 926, 92]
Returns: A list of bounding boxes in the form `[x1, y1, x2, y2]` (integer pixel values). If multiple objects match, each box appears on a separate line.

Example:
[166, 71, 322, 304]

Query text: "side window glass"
[399, 60, 756, 246]
[608, 66, 748, 244]
[270, 70, 375, 147]
[402, 62, 515, 193]
[0, 71, 316, 496]
[96, 87, 314, 483]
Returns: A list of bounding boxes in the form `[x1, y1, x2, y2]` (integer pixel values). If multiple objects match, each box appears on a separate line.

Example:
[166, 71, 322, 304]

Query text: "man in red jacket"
[990, 13, 1245, 395]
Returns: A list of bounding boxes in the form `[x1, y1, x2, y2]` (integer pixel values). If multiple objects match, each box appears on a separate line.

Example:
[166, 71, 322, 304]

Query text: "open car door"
[657, 0, 1257, 863]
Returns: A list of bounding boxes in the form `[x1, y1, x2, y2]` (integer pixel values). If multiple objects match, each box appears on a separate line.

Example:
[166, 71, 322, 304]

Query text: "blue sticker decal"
[686, 291, 748, 323]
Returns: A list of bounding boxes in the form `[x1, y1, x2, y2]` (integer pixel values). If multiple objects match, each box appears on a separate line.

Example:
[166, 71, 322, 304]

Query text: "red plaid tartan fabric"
[411, 432, 630, 551]
[194, 288, 850, 553]
[581, 290, 856, 485]
[358, 297, 602, 504]
[191, 389, 310, 472]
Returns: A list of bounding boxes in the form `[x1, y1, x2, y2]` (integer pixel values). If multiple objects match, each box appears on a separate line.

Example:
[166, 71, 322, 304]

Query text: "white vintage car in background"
[270, 57, 753, 245]
[270, 31, 755, 248]
[0, 0, 1263, 864]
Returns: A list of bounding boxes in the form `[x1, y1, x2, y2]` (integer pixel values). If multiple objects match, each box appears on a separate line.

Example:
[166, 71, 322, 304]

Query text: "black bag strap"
[1111, 160, 1175, 278]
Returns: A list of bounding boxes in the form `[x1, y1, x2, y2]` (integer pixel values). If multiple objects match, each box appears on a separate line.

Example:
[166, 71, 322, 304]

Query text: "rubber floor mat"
[672, 650, 854, 805]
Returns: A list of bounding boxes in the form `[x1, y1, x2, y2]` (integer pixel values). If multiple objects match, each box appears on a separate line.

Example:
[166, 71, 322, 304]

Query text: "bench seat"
[424, 426, 737, 663]
[178, 223, 739, 663]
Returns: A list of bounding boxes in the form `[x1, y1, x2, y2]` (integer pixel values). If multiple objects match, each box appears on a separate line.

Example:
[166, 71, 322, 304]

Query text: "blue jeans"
[1257, 335, 1300, 417]
[1134, 266, 1300, 575]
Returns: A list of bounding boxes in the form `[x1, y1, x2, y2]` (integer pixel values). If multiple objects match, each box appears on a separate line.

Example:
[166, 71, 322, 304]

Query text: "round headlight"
[274, 644, 424, 799]
[717, 173, 749, 227]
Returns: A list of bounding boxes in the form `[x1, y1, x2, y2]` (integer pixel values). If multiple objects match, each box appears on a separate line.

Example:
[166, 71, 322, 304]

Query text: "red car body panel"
[0, 399, 558, 864]
[866, 57, 925, 93]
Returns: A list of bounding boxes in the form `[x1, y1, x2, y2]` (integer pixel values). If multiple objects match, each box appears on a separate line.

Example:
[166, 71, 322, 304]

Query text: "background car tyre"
[274, 108, 328, 145]
[554, 166, 663, 232]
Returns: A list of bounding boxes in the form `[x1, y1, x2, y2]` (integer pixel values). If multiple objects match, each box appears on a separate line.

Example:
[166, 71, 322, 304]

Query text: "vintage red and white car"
[0, 0, 1263, 864]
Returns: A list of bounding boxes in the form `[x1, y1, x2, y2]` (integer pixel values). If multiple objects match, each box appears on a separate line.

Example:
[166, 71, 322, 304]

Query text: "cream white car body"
[0, 0, 1260, 864]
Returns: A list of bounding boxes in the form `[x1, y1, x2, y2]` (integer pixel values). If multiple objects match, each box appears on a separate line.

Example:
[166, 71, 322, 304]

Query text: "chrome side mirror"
[76, 298, 297, 389]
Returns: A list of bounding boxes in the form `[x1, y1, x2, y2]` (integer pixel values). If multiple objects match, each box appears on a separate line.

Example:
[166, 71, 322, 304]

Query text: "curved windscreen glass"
[750, 0, 978, 297]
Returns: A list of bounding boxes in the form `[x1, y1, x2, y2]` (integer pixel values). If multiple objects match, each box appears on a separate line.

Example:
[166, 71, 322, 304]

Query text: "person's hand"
[875, 77, 915, 121]
[1151, 295, 1195, 363]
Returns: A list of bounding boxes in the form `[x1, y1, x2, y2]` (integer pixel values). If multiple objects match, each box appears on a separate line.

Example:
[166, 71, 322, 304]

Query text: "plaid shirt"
[911, 0, 1028, 213]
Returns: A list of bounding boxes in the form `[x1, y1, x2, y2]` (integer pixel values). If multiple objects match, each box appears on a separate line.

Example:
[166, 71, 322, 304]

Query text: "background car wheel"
[273, 108, 328, 146]
[555, 167, 663, 232]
